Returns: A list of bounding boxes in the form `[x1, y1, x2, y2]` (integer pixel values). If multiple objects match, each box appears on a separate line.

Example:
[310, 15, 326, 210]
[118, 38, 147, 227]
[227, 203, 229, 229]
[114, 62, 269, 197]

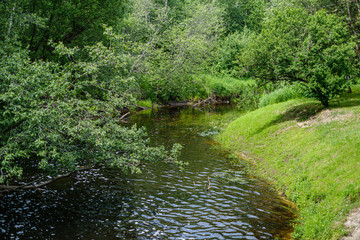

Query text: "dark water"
[0, 106, 294, 239]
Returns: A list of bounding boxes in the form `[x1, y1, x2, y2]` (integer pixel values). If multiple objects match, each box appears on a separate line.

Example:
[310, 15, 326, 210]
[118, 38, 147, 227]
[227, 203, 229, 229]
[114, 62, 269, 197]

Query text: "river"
[0, 105, 294, 239]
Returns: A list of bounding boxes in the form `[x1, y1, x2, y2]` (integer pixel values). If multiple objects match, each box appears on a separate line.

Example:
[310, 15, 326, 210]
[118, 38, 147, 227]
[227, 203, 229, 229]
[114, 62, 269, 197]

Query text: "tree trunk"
[346, 0, 360, 60]
[29, 0, 38, 51]
[348, 86, 352, 93]
[7, 3, 16, 38]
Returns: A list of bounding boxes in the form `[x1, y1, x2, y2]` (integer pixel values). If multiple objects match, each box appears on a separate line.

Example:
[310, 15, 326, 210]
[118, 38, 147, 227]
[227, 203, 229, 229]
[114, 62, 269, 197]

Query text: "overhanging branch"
[0, 166, 93, 194]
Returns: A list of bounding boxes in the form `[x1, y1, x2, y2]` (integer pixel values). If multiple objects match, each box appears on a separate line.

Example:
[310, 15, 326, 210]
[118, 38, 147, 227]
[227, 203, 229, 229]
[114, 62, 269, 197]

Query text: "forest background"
[1, 0, 359, 207]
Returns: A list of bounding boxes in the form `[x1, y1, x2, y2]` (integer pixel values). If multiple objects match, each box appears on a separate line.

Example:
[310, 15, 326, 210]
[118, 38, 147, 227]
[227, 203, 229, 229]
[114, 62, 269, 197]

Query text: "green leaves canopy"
[0, 41, 181, 185]
[241, 5, 358, 107]
[1, 0, 128, 60]
[120, 0, 224, 102]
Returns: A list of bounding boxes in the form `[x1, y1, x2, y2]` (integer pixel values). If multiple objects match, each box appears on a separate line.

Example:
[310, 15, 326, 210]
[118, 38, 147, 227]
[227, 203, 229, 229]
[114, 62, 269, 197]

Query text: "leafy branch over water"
[0, 38, 183, 190]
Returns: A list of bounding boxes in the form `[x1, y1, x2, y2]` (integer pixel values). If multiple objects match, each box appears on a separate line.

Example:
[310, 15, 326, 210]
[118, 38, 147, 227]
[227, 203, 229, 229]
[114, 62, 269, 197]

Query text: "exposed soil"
[297, 109, 355, 128]
[340, 206, 360, 240]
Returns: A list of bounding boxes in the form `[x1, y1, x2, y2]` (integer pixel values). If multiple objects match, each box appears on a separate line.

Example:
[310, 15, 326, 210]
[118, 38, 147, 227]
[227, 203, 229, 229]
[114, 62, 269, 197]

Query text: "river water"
[0, 105, 294, 239]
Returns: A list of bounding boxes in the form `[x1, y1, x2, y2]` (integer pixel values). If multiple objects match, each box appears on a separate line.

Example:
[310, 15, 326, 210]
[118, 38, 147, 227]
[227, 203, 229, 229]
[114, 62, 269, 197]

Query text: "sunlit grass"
[218, 85, 360, 239]
[196, 74, 256, 98]
[259, 85, 303, 108]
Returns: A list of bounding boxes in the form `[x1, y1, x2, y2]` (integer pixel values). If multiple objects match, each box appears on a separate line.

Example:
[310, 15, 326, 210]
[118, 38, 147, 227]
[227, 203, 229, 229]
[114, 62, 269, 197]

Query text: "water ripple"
[0, 106, 294, 239]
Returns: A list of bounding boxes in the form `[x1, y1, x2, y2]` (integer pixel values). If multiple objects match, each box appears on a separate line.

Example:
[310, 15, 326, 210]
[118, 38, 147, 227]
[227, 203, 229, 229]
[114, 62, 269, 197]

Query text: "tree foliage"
[1, 0, 129, 60]
[120, 0, 224, 102]
[293, 0, 360, 59]
[0, 34, 182, 187]
[215, 28, 256, 76]
[241, 5, 358, 107]
[216, 0, 267, 33]
[1, 0, 359, 190]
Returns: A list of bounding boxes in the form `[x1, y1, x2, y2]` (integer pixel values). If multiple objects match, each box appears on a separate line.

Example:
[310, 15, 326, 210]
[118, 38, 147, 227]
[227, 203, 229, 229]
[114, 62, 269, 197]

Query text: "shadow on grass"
[277, 102, 324, 122]
[253, 102, 324, 135]
[253, 89, 360, 135]
[330, 91, 360, 108]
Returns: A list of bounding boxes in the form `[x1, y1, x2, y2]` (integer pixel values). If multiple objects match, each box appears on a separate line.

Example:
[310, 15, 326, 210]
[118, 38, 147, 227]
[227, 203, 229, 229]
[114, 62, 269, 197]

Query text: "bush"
[235, 81, 284, 110]
[241, 6, 358, 107]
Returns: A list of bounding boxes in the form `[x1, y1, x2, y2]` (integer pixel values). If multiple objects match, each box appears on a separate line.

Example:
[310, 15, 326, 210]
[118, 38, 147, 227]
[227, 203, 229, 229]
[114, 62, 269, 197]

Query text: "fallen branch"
[119, 112, 131, 121]
[130, 103, 150, 110]
[207, 176, 211, 190]
[192, 96, 213, 108]
[0, 166, 93, 193]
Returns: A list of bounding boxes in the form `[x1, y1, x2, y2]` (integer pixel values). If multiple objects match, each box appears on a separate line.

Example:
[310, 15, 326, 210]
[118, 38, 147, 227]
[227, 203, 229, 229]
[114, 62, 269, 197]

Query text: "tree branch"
[0, 166, 93, 193]
[119, 112, 131, 121]
[192, 96, 213, 107]
[1, 119, 26, 135]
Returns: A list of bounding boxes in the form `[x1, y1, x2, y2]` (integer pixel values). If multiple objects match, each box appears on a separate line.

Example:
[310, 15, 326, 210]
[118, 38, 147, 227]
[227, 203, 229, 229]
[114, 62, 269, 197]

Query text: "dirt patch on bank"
[297, 109, 354, 128]
[340, 206, 360, 239]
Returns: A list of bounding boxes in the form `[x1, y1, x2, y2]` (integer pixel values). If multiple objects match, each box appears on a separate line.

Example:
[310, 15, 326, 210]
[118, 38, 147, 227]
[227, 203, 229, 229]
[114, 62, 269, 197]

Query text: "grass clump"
[217, 85, 360, 239]
[135, 99, 155, 109]
[198, 74, 256, 98]
[259, 85, 303, 108]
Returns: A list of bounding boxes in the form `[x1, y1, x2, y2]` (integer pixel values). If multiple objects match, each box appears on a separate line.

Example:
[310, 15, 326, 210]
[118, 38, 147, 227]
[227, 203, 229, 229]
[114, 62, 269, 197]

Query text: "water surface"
[0, 105, 294, 239]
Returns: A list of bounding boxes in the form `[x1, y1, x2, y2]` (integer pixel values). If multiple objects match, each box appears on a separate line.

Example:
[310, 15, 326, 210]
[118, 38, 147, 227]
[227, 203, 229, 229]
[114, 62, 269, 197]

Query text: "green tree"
[214, 28, 256, 76]
[120, 0, 224, 102]
[1, 0, 129, 60]
[216, 0, 267, 33]
[293, 0, 360, 60]
[241, 5, 358, 107]
[0, 39, 183, 191]
[212, 0, 266, 76]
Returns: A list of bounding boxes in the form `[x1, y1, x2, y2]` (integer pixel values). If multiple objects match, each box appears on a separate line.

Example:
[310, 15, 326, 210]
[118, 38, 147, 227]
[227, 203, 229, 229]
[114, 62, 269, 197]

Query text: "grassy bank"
[217, 85, 360, 239]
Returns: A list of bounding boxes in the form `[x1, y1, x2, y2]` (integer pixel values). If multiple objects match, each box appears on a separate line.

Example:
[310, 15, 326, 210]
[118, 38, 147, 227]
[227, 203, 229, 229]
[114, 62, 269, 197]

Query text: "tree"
[216, 0, 267, 33]
[212, 0, 267, 76]
[214, 28, 256, 76]
[119, 0, 224, 102]
[0, 0, 129, 60]
[0, 38, 183, 192]
[293, 0, 360, 60]
[241, 5, 358, 107]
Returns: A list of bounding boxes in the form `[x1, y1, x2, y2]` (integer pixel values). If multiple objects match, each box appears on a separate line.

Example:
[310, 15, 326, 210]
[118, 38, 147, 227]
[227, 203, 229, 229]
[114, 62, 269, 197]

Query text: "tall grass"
[197, 74, 256, 98]
[259, 85, 303, 108]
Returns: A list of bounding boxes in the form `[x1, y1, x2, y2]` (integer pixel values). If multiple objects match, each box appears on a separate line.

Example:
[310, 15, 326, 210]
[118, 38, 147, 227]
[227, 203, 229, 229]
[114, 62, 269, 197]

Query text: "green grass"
[259, 85, 303, 108]
[197, 74, 256, 98]
[135, 99, 156, 109]
[217, 85, 360, 239]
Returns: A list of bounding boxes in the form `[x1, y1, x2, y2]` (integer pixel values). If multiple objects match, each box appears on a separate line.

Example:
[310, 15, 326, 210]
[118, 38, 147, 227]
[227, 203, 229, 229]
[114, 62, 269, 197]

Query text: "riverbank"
[135, 75, 256, 109]
[217, 85, 360, 239]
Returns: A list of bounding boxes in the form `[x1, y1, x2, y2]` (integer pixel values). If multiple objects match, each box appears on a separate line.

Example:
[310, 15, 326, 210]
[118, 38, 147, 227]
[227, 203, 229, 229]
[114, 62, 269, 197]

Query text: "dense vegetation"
[1, 0, 360, 237]
[1, 0, 265, 189]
